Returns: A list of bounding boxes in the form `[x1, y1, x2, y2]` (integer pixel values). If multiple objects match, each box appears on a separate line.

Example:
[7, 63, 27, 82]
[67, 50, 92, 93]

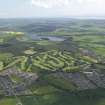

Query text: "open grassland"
[1, 89, 105, 105]
[72, 35, 105, 57]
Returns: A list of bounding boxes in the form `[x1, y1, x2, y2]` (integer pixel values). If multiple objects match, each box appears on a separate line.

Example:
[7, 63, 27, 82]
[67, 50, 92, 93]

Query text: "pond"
[26, 34, 65, 42]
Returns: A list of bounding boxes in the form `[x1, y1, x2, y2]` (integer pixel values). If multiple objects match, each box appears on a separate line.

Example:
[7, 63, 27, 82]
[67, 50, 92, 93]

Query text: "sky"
[0, 0, 105, 18]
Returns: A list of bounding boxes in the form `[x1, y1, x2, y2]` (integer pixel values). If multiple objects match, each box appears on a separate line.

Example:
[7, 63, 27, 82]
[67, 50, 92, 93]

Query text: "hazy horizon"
[0, 0, 105, 18]
[1, 17, 105, 20]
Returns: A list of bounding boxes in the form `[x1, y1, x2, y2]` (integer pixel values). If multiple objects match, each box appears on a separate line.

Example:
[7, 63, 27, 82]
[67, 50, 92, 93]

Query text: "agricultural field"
[73, 35, 105, 57]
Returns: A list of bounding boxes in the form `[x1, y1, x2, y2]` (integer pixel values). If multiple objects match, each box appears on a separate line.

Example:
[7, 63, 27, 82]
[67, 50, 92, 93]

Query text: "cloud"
[31, 0, 105, 17]
[31, 0, 105, 9]
[31, 0, 71, 8]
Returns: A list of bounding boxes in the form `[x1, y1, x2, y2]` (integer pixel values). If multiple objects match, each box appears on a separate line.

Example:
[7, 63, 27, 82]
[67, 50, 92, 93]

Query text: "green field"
[1, 89, 105, 105]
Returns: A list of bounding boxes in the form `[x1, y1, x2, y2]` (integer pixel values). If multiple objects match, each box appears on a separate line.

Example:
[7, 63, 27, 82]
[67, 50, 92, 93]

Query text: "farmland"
[0, 19, 105, 105]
